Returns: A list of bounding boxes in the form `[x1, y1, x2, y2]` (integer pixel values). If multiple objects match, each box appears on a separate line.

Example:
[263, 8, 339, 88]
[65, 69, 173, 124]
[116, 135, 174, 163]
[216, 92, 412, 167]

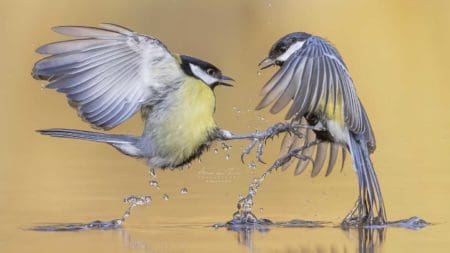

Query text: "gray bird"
[33, 23, 233, 171]
[256, 32, 386, 225]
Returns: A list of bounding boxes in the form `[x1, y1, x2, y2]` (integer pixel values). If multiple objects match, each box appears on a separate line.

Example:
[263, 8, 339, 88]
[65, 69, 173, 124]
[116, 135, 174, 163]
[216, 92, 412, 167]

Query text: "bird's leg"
[216, 122, 323, 164]
[341, 197, 364, 228]
[232, 140, 321, 223]
[341, 166, 388, 227]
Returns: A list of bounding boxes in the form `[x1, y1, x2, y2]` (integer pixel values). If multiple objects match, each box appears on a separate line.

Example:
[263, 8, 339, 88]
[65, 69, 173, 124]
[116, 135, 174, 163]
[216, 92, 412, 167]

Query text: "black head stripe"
[180, 55, 221, 79]
[269, 32, 312, 60]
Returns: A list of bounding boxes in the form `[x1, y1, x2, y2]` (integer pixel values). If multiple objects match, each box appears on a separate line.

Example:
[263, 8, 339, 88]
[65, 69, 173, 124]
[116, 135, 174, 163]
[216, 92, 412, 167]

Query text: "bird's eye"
[279, 46, 287, 53]
[207, 68, 215, 75]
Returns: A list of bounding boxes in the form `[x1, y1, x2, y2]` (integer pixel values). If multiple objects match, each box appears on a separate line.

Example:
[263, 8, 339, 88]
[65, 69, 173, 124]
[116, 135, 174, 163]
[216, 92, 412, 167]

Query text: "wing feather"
[294, 128, 316, 176]
[257, 35, 375, 175]
[33, 24, 183, 129]
[99, 23, 133, 35]
[52, 26, 125, 38]
[311, 142, 328, 177]
[258, 36, 369, 136]
[325, 143, 339, 176]
[270, 58, 304, 113]
[257, 58, 300, 110]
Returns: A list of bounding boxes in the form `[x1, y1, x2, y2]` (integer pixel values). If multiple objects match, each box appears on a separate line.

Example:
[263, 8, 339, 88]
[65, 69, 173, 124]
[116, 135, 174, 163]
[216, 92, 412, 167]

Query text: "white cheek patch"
[276, 41, 305, 61]
[189, 63, 218, 85]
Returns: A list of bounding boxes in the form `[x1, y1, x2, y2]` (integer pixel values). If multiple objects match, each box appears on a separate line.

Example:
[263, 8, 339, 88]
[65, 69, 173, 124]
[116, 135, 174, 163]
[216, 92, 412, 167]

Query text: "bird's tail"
[38, 128, 144, 157]
[349, 134, 387, 224]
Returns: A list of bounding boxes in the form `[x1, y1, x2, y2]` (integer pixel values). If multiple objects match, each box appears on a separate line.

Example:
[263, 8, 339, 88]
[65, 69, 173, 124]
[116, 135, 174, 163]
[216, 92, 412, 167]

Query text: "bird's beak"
[258, 57, 276, 70]
[219, 75, 235, 87]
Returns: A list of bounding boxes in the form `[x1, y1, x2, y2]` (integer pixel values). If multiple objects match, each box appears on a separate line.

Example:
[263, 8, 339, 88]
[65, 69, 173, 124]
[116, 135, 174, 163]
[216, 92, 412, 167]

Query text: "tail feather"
[37, 128, 144, 157]
[349, 134, 386, 223]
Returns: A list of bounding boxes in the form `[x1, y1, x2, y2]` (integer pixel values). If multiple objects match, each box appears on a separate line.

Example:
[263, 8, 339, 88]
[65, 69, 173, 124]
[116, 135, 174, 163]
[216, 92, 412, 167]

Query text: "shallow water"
[1, 0, 450, 252]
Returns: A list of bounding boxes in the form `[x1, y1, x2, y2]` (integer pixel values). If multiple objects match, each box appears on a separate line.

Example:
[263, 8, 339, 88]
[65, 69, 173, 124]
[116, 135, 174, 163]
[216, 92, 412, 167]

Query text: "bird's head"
[258, 32, 312, 70]
[180, 55, 234, 89]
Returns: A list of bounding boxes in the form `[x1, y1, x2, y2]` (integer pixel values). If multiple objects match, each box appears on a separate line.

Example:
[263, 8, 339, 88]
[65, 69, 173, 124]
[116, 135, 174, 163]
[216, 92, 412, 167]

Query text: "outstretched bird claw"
[240, 153, 246, 164]
[256, 142, 266, 164]
[240, 139, 258, 163]
[257, 157, 266, 164]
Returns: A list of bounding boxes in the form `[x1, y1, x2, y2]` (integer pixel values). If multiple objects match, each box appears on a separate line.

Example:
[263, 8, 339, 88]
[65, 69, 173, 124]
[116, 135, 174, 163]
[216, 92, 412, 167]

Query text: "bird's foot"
[341, 204, 387, 229]
[217, 122, 313, 165]
[240, 122, 307, 164]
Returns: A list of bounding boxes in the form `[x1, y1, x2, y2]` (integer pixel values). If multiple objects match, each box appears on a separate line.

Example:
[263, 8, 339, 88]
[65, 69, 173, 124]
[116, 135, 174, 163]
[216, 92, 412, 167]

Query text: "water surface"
[1, 1, 449, 252]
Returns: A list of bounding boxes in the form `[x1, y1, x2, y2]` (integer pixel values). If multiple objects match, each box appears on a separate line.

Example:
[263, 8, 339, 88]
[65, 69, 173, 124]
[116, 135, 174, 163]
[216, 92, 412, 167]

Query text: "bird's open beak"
[219, 75, 235, 87]
[258, 57, 276, 70]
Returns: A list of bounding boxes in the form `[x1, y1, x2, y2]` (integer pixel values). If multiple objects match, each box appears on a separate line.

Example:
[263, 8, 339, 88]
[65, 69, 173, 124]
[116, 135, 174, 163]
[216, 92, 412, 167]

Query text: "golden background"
[0, 0, 449, 252]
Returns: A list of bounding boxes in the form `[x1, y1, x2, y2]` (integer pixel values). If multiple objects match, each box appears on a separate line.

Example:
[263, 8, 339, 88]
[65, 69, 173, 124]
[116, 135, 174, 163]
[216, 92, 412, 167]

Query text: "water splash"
[149, 180, 160, 189]
[221, 142, 232, 151]
[180, 187, 188, 194]
[349, 216, 430, 230]
[123, 195, 152, 206]
[149, 168, 157, 178]
[30, 195, 152, 231]
[247, 161, 257, 169]
[162, 193, 170, 201]
[225, 154, 231, 160]
[213, 148, 219, 154]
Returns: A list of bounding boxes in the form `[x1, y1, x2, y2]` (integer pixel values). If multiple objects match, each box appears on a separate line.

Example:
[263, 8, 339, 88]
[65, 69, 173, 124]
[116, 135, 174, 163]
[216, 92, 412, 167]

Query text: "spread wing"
[33, 23, 183, 130]
[257, 36, 375, 176]
[256, 36, 369, 135]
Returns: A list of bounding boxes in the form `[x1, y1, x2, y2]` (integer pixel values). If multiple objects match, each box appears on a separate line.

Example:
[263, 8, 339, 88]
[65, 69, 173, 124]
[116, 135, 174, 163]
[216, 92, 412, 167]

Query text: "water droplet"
[232, 106, 241, 114]
[221, 142, 231, 151]
[248, 161, 257, 169]
[113, 219, 123, 226]
[213, 148, 219, 154]
[180, 187, 188, 194]
[149, 180, 160, 189]
[259, 207, 264, 213]
[162, 194, 170, 201]
[198, 158, 202, 163]
[257, 70, 262, 76]
[124, 195, 152, 206]
[143, 196, 152, 204]
[257, 115, 265, 121]
[225, 154, 230, 160]
[149, 168, 157, 178]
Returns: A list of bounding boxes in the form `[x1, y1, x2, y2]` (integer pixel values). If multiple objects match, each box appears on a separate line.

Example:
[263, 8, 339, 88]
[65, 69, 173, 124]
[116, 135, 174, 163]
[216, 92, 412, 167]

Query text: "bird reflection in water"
[227, 224, 386, 253]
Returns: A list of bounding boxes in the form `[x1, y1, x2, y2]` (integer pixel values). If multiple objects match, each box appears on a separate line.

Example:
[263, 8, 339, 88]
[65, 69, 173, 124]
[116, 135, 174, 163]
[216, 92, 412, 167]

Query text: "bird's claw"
[240, 137, 268, 164]
[241, 139, 258, 163]
[238, 122, 309, 165]
[256, 142, 266, 164]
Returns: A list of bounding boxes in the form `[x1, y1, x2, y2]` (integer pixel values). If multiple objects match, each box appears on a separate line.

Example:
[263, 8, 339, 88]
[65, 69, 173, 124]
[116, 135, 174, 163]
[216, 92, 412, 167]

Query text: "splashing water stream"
[29, 195, 152, 231]
[221, 138, 429, 230]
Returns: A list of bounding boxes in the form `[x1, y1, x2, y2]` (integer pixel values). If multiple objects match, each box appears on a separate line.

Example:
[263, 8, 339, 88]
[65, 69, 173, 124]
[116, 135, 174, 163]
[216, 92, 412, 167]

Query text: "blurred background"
[0, 0, 449, 252]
